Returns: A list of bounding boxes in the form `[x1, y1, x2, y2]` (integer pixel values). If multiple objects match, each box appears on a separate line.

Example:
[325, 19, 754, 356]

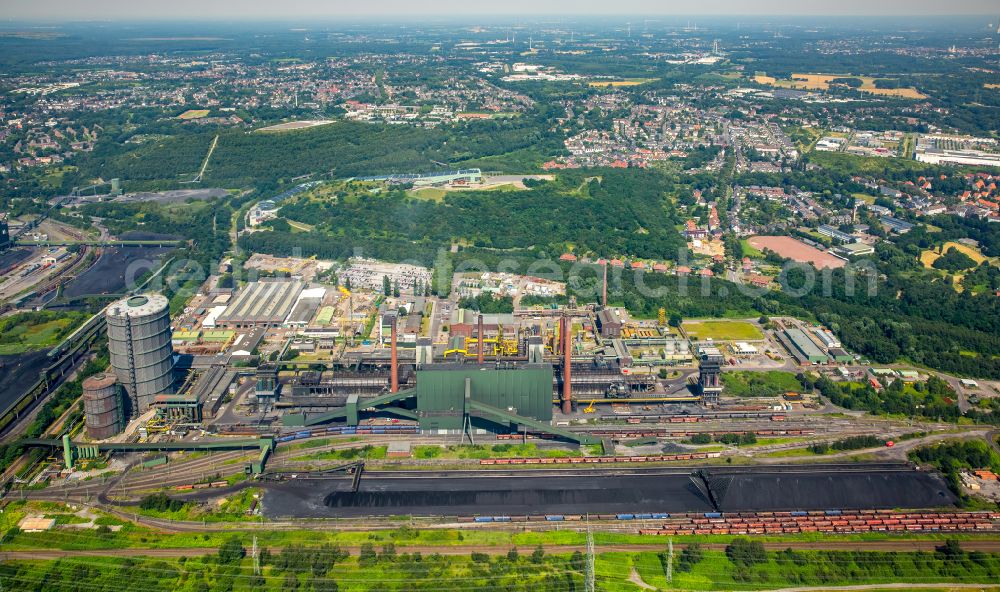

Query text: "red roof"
[610, 259, 625, 267]
[631, 261, 646, 269]
[559, 253, 577, 261]
[675, 266, 691, 274]
[699, 268, 714, 277]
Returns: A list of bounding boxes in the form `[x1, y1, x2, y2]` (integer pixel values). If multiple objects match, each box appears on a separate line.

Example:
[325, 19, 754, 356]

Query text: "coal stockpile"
[0, 350, 51, 415]
[62, 246, 172, 299]
[261, 466, 956, 518]
[0, 248, 32, 273]
[719, 471, 954, 511]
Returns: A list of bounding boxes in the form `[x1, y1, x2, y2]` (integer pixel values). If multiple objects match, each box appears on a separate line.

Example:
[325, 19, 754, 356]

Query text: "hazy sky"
[4, 0, 997, 20]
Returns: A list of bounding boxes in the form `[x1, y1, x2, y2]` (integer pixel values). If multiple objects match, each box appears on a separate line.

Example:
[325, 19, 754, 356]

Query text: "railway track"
[7, 538, 1000, 561]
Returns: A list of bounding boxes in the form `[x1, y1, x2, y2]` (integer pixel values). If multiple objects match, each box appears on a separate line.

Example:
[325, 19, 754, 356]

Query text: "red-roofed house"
[559, 253, 577, 262]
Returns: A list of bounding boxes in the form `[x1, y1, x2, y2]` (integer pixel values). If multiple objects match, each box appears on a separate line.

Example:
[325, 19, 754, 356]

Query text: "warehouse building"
[881, 216, 914, 234]
[817, 224, 855, 243]
[285, 287, 326, 326]
[836, 242, 875, 257]
[215, 280, 303, 328]
[415, 363, 553, 430]
[595, 308, 623, 339]
[782, 328, 830, 364]
[448, 309, 516, 339]
[828, 347, 853, 363]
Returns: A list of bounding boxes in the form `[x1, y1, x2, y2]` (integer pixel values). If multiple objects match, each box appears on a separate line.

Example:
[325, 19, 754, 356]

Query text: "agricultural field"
[752, 73, 927, 99]
[682, 320, 763, 341]
[177, 109, 210, 119]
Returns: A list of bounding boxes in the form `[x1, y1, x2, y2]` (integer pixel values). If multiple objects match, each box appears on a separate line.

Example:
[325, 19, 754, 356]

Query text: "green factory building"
[284, 362, 596, 444]
[415, 363, 553, 430]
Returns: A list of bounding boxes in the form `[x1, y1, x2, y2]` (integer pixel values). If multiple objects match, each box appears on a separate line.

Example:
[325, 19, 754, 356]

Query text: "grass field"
[753, 73, 926, 99]
[286, 219, 315, 232]
[739, 239, 764, 258]
[920, 241, 990, 270]
[256, 119, 335, 132]
[721, 371, 804, 397]
[412, 443, 577, 460]
[39, 165, 78, 189]
[852, 192, 877, 204]
[406, 187, 448, 201]
[587, 77, 659, 87]
[0, 312, 87, 355]
[177, 109, 210, 119]
[7, 542, 1000, 592]
[682, 320, 763, 341]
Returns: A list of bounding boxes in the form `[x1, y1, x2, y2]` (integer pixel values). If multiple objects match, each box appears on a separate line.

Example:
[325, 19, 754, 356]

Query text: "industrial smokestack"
[602, 262, 608, 308]
[562, 316, 572, 414]
[390, 315, 399, 393]
[478, 314, 485, 364]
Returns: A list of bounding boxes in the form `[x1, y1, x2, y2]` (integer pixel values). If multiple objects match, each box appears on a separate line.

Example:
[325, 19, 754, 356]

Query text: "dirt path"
[628, 566, 656, 590]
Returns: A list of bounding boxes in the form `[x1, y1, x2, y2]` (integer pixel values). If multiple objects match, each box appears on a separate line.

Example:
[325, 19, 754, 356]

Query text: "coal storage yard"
[261, 464, 957, 519]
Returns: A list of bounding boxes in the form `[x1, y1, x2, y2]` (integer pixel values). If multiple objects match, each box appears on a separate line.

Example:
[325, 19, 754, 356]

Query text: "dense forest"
[251, 170, 687, 262]
[81, 113, 565, 194]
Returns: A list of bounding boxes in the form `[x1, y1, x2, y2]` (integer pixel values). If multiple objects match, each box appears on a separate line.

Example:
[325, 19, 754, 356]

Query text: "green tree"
[726, 537, 767, 567]
[358, 543, 377, 567]
[676, 542, 704, 572]
[217, 536, 246, 565]
[531, 545, 545, 564]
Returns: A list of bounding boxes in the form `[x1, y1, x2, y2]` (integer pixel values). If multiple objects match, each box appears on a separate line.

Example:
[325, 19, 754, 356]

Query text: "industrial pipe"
[602, 262, 608, 307]
[562, 316, 572, 414]
[478, 314, 485, 364]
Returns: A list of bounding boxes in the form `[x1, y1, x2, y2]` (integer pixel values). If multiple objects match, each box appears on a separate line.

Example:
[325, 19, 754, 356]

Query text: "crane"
[338, 285, 353, 346]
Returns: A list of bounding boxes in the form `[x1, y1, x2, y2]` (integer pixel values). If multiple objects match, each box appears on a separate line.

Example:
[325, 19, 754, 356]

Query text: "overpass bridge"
[15, 239, 184, 248]
[21, 434, 275, 473]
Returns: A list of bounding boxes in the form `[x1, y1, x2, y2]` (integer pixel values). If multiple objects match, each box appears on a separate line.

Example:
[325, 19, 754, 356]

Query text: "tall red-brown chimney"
[602, 262, 608, 307]
[561, 316, 572, 414]
[477, 314, 485, 364]
[390, 315, 399, 393]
